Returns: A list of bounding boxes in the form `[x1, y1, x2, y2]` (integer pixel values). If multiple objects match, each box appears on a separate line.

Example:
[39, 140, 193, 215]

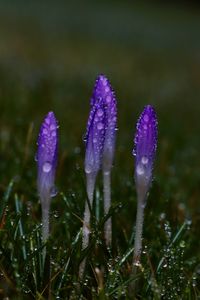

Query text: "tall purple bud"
[80, 98, 106, 278]
[36, 111, 58, 244]
[92, 75, 117, 246]
[133, 105, 158, 267]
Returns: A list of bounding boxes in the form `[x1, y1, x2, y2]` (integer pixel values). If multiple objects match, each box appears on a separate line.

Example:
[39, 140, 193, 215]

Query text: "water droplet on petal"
[106, 96, 111, 103]
[97, 122, 104, 130]
[45, 118, 50, 125]
[136, 165, 144, 175]
[105, 87, 110, 92]
[97, 109, 104, 117]
[144, 114, 149, 122]
[141, 156, 148, 164]
[43, 128, 48, 134]
[102, 78, 107, 86]
[50, 124, 56, 130]
[42, 162, 52, 173]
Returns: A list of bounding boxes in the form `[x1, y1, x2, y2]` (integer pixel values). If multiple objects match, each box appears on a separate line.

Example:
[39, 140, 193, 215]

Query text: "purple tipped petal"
[91, 74, 117, 171]
[36, 111, 58, 197]
[85, 99, 106, 174]
[134, 105, 158, 188]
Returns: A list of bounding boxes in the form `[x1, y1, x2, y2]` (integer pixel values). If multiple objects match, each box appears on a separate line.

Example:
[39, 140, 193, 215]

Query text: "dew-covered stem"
[82, 172, 95, 251]
[103, 171, 112, 247]
[40, 194, 51, 262]
[133, 194, 145, 267]
[41, 197, 50, 244]
[79, 172, 96, 278]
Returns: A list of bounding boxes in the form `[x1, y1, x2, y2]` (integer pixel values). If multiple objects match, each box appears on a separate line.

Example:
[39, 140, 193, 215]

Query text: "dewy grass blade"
[156, 220, 188, 273]
[29, 235, 38, 291]
[108, 272, 143, 297]
[0, 179, 14, 220]
[14, 194, 27, 260]
[145, 220, 188, 294]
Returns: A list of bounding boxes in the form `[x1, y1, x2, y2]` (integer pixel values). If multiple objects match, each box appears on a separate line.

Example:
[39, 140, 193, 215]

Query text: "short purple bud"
[133, 105, 158, 196]
[36, 111, 58, 199]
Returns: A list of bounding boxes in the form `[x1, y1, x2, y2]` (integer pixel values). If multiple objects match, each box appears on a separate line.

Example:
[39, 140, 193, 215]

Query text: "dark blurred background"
[0, 0, 200, 228]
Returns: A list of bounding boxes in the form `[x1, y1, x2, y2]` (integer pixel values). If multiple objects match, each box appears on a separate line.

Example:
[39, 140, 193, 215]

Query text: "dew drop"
[102, 78, 107, 86]
[50, 186, 58, 197]
[141, 156, 148, 164]
[93, 138, 97, 143]
[97, 122, 104, 130]
[105, 87, 110, 92]
[43, 128, 48, 134]
[106, 95, 111, 103]
[136, 165, 144, 175]
[97, 109, 104, 117]
[51, 131, 56, 137]
[42, 162, 52, 173]
[85, 165, 92, 174]
[82, 134, 87, 142]
[50, 124, 56, 130]
[45, 118, 50, 125]
[144, 114, 149, 122]
[53, 211, 59, 218]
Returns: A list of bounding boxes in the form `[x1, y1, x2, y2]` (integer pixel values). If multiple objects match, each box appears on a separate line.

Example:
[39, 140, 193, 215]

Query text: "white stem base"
[79, 172, 95, 278]
[103, 171, 112, 247]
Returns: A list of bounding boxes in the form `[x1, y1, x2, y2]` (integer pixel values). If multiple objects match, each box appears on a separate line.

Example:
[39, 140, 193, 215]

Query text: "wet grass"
[0, 1, 200, 299]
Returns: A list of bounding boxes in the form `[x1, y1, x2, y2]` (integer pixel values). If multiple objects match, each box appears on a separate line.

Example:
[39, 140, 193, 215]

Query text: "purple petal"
[134, 105, 158, 185]
[36, 111, 58, 196]
[91, 74, 117, 171]
[85, 99, 106, 174]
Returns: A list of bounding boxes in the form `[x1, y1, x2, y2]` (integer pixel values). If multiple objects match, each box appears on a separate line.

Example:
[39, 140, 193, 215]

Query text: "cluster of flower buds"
[85, 74, 117, 177]
[83, 74, 117, 250]
[35, 77, 158, 280]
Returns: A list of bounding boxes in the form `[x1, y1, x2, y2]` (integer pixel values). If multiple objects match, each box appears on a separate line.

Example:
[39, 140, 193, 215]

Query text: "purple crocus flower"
[134, 105, 158, 197]
[36, 111, 58, 243]
[133, 105, 158, 267]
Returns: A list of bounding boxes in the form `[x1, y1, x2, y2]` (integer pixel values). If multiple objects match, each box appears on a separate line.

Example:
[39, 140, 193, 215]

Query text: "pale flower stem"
[42, 204, 50, 243]
[79, 172, 95, 279]
[103, 171, 112, 247]
[133, 197, 145, 266]
[41, 195, 50, 262]
[130, 193, 145, 294]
